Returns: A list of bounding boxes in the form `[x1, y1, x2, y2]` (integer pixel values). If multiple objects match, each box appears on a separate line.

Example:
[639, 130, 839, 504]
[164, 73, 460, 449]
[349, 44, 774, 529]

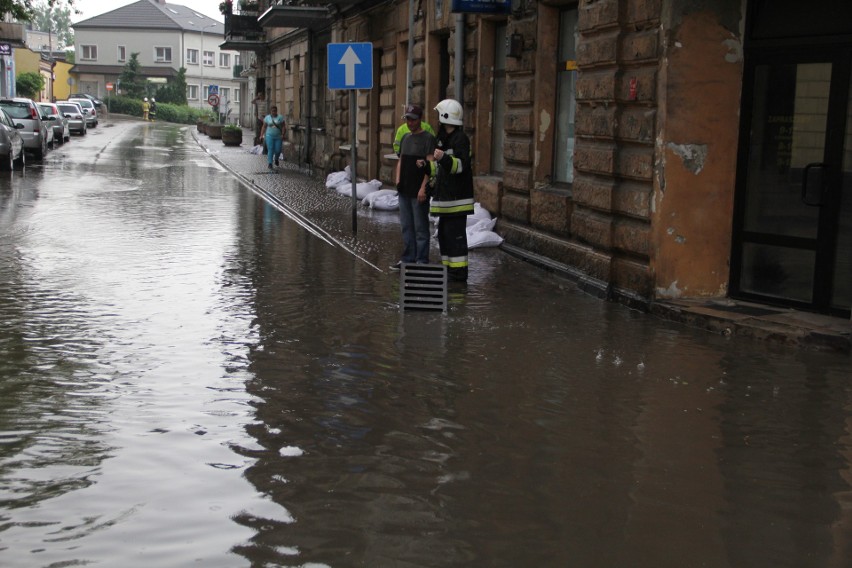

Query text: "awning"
[70, 64, 179, 78]
[258, 5, 334, 30]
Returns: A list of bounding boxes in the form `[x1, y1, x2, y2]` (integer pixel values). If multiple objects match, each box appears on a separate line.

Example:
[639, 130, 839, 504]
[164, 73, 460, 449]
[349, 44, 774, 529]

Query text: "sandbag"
[361, 189, 399, 210]
[466, 202, 492, 227]
[467, 229, 503, 249]
[325, 169, 349, 189]
[335, 179, 382, 200]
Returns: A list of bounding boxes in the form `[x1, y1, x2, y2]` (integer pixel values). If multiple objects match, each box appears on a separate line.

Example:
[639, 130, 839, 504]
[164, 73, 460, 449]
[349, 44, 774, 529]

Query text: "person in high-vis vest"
[393, 115, 436, 155]
[428, 99, 474, 282]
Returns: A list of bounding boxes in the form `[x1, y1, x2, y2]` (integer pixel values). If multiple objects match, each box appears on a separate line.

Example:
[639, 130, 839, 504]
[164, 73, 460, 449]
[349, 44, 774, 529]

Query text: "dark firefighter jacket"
[429, 127, 474, 217]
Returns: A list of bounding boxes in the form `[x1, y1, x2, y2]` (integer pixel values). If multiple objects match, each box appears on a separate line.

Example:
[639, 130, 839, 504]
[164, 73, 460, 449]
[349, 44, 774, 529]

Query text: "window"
[233, 89, 240, 103]
[234, 54, 241, 67]
[187, 84, 199, 100]
[219, 53, 230, 67]
[187, 49, 198, 65]
[203, 51, 214, 66]
[155, 46, 172, 63]
[220, 87, 230, 103]
[81, 45, 97, 60]
[117, 45, 126, 62]
[554, 9, 578, 184]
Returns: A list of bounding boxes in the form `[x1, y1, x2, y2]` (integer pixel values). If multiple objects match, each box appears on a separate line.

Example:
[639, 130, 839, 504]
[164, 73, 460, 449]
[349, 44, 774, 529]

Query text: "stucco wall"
[652, 1, 745, 299]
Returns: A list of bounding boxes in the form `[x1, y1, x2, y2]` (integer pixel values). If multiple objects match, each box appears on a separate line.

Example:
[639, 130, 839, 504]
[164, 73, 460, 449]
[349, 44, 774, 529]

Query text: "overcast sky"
[71, 0, 224, 24]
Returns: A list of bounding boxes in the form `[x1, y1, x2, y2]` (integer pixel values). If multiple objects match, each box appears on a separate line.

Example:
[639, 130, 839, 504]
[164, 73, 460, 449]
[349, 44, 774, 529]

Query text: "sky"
[71, 0, 224, 24]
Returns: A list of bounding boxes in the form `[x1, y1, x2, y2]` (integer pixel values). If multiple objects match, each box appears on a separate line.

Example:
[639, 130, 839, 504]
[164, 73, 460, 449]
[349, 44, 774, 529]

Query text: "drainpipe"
[306, 30, 313, 165]
[454, 13, 464, 100]
[407, 0, 415, 104]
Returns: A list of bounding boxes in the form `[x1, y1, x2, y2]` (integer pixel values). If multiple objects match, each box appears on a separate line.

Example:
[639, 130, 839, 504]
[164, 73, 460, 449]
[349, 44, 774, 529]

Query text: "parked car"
[56, 101, 87, 135]
[70, 93, 104, 109]
[38, 102, 70, 145]
[0, 97, 50, 159]
[0, 108, 25, 170]
[69, 97, 98, 128]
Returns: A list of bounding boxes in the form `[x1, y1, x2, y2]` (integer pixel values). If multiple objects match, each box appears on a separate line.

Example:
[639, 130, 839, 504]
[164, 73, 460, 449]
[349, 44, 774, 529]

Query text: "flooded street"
[1, 120, 850, 567]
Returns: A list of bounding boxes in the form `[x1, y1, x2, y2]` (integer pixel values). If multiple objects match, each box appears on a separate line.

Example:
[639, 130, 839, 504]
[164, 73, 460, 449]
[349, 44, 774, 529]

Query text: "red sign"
[106, 83, 114, 91]
[207, 94, 220, 106]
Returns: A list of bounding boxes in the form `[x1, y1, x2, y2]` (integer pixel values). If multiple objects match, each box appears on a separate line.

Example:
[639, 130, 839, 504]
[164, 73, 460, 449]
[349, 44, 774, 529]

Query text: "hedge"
[104, 96, 217, 125]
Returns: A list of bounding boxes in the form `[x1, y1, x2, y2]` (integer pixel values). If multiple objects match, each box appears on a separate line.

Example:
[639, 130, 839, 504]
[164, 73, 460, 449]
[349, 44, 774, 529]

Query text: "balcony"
[225, 14, 264, 39]
[0, 22, 26, 45]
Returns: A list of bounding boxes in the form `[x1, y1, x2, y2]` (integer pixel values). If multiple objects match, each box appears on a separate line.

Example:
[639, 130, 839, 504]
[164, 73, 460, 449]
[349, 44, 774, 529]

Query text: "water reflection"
[0, 121, 850, 567]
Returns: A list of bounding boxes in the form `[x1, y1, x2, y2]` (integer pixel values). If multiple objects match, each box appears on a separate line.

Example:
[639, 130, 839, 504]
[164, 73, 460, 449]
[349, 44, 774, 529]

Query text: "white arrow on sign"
[339, 46, 362, 87]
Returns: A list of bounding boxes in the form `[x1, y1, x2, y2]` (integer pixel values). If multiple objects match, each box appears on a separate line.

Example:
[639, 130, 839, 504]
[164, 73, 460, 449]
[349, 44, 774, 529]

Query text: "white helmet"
[143, 97, 148, 102]
[151, 97, 155, 102]
[435, 98, 463, 126]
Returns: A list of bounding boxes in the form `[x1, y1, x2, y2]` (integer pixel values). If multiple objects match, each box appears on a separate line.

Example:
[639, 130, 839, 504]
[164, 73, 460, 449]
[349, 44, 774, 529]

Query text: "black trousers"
[437, 215, 469, 281]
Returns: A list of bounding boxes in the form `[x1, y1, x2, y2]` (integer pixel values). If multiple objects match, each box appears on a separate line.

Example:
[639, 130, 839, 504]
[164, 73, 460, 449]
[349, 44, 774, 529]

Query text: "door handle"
[801, 162, 828, 206]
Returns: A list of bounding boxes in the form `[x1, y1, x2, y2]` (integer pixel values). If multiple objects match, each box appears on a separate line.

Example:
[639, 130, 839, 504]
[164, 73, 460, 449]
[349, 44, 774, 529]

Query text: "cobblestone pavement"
[193, 125, 851, 353]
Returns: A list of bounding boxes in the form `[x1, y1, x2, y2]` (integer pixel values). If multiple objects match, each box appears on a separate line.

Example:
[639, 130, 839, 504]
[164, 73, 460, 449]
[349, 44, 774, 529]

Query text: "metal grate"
[400, 263, 447, 312]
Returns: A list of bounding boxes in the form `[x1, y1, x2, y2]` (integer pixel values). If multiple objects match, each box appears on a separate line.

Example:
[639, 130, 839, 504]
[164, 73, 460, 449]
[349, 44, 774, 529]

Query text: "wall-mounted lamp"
[507, 33, 523, 58]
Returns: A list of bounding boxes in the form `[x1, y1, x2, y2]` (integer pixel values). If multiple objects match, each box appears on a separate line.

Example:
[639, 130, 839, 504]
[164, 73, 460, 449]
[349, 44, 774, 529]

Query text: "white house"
[71, 0, 243, 116]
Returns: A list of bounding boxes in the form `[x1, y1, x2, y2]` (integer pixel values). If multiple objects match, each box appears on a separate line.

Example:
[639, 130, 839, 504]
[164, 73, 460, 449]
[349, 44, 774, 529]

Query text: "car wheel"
[0, 151, 12, 171]
[35, 138, 46, 160]
[14, 147, 25, 169]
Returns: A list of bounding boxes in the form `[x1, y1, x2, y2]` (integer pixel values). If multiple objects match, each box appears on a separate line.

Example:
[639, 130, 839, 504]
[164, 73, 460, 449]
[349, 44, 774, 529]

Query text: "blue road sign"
[328, 43, 373, 90]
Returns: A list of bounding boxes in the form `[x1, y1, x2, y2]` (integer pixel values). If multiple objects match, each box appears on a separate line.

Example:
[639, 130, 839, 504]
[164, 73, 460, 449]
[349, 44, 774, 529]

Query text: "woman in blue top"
[260, 106, 285, 169]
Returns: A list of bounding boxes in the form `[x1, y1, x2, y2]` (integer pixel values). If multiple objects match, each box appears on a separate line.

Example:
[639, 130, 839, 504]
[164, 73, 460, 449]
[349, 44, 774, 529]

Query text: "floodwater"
[0, 120, 850, 567]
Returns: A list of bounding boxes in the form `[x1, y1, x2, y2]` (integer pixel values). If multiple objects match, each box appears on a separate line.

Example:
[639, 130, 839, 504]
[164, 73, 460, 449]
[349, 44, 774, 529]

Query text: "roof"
[72, 0, 224, 35]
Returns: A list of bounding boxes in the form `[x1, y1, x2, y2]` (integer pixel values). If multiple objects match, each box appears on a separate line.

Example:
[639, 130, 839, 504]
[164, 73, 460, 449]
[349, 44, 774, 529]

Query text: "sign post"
[328, 42, 373, 234]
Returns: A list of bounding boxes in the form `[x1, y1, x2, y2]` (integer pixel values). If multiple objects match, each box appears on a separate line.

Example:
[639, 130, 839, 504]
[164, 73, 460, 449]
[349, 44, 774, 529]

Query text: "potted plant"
[219, 0, 233, 15]
[206, 122, 223, 139]
[222, 124, 243, 146]
[239, 0, 259, 13]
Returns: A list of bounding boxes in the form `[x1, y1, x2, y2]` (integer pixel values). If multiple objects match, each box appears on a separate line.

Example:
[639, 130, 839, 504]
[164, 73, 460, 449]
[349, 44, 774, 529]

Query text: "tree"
[0, 0, 76, 23]
[118, 53, 147, 98]
[16, 71, 45, 98]
[64, 49, 74, 64]
[31, 1, 75, 49]
[155, 67, 188, 105]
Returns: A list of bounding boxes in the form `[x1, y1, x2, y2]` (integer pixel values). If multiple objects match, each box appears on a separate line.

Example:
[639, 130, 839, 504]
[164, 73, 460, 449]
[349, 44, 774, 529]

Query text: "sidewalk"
[192, 126, 851, 353]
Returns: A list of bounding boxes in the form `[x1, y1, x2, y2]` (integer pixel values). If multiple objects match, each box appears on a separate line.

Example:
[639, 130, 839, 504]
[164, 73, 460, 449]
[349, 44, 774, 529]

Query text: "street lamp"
[189, 20, 218, 106]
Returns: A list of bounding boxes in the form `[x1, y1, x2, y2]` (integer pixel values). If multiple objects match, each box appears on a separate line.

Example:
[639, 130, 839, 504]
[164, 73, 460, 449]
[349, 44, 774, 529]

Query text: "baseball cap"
[402, 104, 423, 120]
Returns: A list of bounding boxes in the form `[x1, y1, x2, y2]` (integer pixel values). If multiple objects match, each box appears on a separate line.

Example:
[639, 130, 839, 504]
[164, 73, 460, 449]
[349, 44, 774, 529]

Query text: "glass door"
[731, 50, 852, 315]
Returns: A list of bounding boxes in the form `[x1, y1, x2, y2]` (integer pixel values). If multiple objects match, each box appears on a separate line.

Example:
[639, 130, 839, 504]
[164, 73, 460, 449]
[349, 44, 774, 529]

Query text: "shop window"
[554, 8, 578, 184]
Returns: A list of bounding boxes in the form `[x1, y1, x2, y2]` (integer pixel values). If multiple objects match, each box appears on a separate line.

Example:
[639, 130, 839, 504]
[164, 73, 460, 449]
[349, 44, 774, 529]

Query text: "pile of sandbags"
[361, 189, 399, 211]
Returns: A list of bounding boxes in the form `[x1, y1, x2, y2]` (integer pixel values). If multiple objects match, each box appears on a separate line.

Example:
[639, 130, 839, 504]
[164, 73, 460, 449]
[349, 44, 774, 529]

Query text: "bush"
[106, 95, 212, 125]
[16, 72, 45, 98]
[223, 124, 242, 132]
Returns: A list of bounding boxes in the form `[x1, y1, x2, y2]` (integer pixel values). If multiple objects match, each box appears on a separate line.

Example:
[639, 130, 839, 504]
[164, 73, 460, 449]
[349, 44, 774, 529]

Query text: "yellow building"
[13, 46, 67, 102]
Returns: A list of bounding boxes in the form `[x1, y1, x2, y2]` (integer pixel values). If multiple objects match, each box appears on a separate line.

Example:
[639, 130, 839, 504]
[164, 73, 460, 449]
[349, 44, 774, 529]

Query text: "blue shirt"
[263, 114, 284, 140]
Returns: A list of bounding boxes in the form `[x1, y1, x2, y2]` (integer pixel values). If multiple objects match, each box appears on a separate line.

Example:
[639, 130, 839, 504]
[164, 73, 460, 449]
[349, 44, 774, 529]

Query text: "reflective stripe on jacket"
[429, 127, 474, 217]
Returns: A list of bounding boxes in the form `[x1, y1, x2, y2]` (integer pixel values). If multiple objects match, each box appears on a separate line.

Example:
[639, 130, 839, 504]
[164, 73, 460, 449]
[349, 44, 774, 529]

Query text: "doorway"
[731, 2, 852, 316]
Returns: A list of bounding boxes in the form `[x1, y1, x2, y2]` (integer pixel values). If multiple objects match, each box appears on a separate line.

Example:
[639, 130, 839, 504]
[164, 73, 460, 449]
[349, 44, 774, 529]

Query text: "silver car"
[56, 101, 87, 135]
[0, 108, 25, 170]
[38, 102, 70, 145]
[69, 97, 98, 127]
[0, 97, 50, 159]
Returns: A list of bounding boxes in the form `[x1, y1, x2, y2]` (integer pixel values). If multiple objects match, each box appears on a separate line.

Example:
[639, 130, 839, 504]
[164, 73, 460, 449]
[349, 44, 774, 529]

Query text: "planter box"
[207, 124, 223, 139]
[197, 120, 206, 134]
[222, 129, 243, 146]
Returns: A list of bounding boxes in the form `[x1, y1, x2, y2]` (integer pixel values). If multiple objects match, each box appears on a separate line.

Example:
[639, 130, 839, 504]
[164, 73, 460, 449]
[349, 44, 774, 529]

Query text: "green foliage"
[154, 68, 188, 105]
[107, 95, 211, 125]
[118, 53, 147, 99]
[16, 71, 45, 98]
[0, 0, 77, 23]
[64, 49, 74, 63]
[223, 124, 242, 132]
[31, 1, 75, 49]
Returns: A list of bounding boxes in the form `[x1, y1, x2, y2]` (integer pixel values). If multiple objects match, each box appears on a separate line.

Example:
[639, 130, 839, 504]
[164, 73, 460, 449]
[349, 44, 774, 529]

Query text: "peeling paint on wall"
[667, 142, 708, 174]
[722, 38, 742, 63]
[656, 280, 683, 299]
[538, 109, 551, 143]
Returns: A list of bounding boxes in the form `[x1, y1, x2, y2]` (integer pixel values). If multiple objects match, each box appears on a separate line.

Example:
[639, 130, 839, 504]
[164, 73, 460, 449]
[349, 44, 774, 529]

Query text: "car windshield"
[72, 99, 93, 108]
[58, 105, 79, 114]
[0, 102, 32, 119]
[38, 105, 57, 116]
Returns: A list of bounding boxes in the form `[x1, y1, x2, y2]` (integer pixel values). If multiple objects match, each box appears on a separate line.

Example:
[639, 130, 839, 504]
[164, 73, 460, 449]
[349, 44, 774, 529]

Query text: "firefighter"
[429, 99, 474, 282]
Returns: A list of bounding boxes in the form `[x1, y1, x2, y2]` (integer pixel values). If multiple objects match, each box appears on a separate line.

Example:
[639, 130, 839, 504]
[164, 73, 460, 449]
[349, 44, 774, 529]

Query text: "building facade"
[71, 0, 243, 116]
[223, 0, 851, 320]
